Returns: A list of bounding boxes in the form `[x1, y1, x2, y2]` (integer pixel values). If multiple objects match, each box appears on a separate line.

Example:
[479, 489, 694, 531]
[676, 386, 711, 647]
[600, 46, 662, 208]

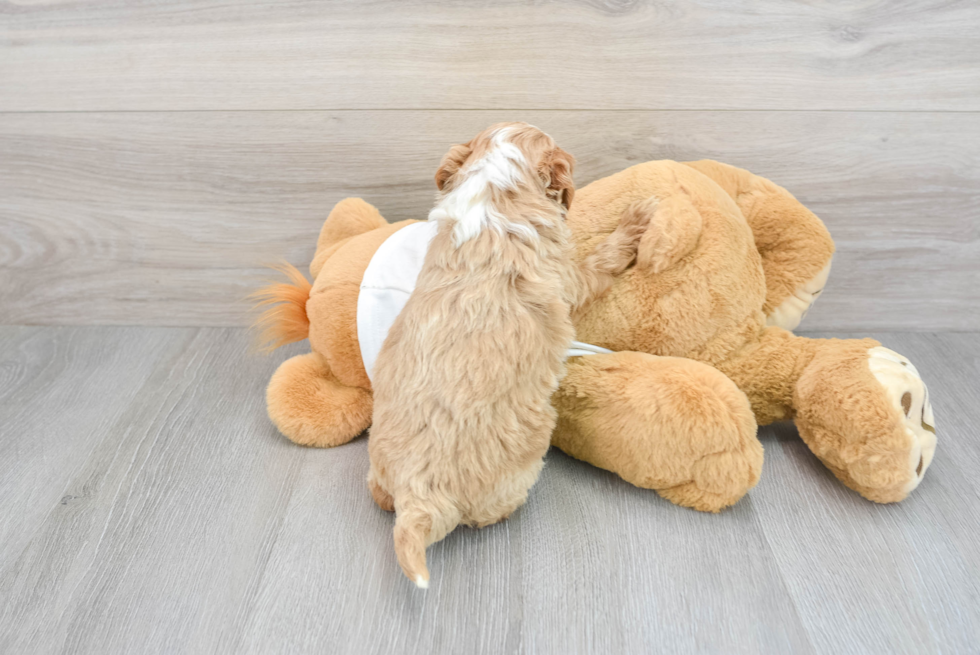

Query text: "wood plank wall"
[1, 1, 977, 330]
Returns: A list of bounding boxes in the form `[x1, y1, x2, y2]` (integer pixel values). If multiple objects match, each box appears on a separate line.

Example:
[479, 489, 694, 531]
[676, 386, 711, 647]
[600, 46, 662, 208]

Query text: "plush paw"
[868, 346, 937, 495]
[794, 339, 937, 503]
[553, 352, 762, 513]
[766, 259, 832, 331]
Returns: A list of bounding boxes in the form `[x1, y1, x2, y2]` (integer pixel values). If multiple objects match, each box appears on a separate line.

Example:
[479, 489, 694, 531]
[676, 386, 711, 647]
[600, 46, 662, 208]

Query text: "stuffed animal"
[255, 159, 936, 513]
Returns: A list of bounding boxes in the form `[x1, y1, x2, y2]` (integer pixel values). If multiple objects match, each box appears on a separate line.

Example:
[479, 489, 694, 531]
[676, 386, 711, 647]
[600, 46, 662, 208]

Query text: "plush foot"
[867, 346, 937, 493]
[266, 352, 373, 447]
[552, 352, 762, 513]
[765, 258, 832, 331]
[794, 341, 937, 503]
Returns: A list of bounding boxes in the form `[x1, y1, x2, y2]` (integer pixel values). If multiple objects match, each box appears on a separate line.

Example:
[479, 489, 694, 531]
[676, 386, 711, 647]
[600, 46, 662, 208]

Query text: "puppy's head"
[434, 122, 575, 211]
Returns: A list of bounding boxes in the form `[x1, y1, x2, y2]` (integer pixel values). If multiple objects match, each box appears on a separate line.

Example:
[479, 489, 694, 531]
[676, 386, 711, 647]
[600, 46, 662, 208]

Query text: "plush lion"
[255, 159, 936, 513]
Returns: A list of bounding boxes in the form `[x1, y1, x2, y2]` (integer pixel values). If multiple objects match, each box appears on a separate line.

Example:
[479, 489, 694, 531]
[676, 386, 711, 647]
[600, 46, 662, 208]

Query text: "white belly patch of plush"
[356, 220, 614, 383]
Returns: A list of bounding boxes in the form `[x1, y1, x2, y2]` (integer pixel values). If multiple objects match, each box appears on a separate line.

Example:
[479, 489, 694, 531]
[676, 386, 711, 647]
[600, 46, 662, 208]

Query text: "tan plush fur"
[257, 157, 935, 518]
[367, 124, 648, 586]
[552, 352, 762, 512]
[563, 160, 934, 506]
[682, 160, 835, 317]
[255, 200, 403, 446]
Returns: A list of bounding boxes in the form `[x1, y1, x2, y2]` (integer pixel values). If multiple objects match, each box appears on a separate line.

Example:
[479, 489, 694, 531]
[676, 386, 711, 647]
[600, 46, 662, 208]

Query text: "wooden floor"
[0, 327, 977, 654]
[2, 1, 978, 653]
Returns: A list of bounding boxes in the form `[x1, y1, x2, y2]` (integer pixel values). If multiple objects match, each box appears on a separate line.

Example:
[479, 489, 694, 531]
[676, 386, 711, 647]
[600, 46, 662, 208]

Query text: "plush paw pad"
[868, 346, 937, 494]
[766, 259, 832, 331]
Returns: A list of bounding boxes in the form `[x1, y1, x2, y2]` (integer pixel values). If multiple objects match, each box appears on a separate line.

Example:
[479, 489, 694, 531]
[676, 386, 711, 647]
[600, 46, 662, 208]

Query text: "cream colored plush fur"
[368, 124, 649, 586]
[255, 158, 936, 517]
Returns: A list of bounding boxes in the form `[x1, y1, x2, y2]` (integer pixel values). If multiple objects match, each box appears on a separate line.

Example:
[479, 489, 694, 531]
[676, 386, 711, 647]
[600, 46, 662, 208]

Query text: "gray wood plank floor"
[2, 3, 978, 652]
[1, 327, 977, 654]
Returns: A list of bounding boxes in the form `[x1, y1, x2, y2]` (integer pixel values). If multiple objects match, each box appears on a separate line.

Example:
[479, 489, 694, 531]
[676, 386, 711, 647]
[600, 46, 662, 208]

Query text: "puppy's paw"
[616, 197, 658, 244]
[636, 193, 703, 274]
[598, 198, 659, 272]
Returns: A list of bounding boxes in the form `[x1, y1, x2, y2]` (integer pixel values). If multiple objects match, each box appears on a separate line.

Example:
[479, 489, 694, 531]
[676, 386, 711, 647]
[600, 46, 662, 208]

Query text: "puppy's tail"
[393, 507, 435, 589]
[249, 263, 312, 352]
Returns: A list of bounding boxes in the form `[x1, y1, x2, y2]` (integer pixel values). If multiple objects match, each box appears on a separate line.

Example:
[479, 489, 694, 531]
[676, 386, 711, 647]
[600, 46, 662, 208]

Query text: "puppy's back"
[372, 222, 570, 467]
[370, 223, 571, 583]
[370, 121, 582, 587]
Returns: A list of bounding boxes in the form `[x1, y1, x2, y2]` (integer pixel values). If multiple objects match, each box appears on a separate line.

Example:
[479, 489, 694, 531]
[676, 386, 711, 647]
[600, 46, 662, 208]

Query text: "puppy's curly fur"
[368, 123, 650, 587]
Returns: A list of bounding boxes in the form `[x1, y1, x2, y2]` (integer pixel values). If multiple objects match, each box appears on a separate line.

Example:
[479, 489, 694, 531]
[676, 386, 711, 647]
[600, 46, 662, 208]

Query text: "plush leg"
[795, 344, 937, 503]
[683, 160, 834, 330]
[713, 327, 823, 425]
[552, 352, 762, 513]
[266, 352, 373, 448]
[715, 328, 937, 502]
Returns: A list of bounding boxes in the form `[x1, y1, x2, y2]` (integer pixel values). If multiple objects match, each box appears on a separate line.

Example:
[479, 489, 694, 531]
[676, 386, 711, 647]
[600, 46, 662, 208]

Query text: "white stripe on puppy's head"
[429, 127, 526, 244]
[429, 123, 575, 246]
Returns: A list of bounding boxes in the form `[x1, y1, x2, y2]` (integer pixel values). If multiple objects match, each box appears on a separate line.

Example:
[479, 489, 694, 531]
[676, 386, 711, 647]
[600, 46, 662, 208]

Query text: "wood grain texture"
[2, 0, 975, 650]
[754, 331, 980, 655]
[0, 327, 978, 654]
[2, 0, 979, 112]
[0, 327, 305, 654]
[0, 327, 189, 569]
[2, 110, 977, 330]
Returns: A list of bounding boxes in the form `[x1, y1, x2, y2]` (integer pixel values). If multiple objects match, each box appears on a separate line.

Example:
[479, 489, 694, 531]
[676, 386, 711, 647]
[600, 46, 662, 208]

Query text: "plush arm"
[683, 160, 835, 326]
[551, 351, 762, 513]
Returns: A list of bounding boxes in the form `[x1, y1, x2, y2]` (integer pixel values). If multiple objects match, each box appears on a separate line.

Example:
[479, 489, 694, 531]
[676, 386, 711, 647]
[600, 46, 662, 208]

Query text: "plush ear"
[540, 147, 576, 210]
[434, 143, 473, 191]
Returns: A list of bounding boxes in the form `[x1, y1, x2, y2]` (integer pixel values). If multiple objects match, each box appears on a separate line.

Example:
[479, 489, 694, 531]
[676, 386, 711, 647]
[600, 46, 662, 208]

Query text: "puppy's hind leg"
[470, 458, 546, 528]
[367, 465, 394, 512]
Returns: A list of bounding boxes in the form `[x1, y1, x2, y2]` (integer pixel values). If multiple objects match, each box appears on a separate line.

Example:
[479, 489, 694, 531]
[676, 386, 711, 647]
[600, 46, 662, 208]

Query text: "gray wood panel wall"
[1, 1, 978, 329]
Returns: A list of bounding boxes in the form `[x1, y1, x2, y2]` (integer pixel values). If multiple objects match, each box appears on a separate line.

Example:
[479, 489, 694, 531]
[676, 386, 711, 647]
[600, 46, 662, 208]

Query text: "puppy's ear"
[435, 143, 472, 191]
[540, 147, 576, 210]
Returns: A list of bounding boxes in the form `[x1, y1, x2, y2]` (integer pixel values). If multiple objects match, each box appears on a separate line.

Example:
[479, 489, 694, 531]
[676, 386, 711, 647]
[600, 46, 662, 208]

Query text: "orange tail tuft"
[250, 263, 313, 352]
